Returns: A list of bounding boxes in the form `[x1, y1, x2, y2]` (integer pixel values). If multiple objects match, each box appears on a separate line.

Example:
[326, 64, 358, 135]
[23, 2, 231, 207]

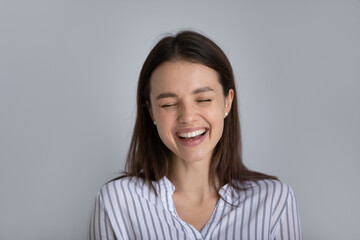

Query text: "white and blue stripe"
[89, 177, 302, 240]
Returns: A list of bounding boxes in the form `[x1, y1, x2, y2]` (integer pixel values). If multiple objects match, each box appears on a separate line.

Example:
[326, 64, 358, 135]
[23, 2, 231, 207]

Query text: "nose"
[178, 102, 198, 124]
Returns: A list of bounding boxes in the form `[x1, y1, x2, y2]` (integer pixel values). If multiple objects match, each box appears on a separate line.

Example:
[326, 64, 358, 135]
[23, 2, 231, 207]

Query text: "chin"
[176, 152, 211, 163]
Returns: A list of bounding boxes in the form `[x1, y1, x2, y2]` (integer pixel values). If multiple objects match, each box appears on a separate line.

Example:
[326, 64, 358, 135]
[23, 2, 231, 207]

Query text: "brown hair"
[117, 30, 277, 192]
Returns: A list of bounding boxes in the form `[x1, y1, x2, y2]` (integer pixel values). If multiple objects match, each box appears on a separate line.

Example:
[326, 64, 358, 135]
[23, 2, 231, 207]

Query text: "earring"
[225, 104, 228, 108]
[153, 121, 156, 125]
[225, 112, 228, 117]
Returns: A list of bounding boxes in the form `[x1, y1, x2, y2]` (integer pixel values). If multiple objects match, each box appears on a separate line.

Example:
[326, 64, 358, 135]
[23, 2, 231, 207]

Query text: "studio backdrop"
[0, 1, 359, 239]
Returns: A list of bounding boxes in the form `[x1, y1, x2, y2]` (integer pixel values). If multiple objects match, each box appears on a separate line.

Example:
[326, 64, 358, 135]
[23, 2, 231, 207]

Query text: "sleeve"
[273, 188, 303, 240]
[88, 192, 116, 240]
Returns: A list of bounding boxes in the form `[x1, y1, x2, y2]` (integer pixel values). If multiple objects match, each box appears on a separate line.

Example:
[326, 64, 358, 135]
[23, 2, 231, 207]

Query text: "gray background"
[1, 0, 359, 239]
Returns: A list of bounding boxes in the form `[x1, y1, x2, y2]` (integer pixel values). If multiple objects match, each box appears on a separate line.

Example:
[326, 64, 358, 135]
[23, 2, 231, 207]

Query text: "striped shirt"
[89, 177, 302, 240]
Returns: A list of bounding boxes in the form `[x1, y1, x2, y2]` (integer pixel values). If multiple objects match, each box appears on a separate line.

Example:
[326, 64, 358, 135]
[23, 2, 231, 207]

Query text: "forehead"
[149, 61, 222, 96]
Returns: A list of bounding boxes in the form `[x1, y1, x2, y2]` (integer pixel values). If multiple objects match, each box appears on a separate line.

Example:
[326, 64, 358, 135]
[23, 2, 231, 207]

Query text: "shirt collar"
[156, 177, 176, 213]
[155, 177, 248, 210]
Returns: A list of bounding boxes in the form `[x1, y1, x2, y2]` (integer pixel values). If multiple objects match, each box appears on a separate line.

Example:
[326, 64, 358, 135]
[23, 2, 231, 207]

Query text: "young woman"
[89, 31, 302, 240]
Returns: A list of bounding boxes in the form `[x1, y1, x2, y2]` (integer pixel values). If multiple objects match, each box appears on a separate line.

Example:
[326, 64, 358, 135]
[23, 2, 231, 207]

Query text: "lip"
[174, 127, 208, 147]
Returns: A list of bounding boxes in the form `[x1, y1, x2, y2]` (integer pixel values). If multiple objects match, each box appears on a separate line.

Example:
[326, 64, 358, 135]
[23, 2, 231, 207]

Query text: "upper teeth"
[178, 129, 206, 138]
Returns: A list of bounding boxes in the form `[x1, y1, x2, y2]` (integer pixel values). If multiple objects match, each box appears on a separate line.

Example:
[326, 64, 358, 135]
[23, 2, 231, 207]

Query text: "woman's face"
[149, 61, 233, 164]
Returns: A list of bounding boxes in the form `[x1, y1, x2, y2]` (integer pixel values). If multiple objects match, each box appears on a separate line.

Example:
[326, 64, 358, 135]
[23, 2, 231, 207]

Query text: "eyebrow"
[156, 92, 177, 100]
[155, 87, 214, 100]
[192, 87, 214, 95]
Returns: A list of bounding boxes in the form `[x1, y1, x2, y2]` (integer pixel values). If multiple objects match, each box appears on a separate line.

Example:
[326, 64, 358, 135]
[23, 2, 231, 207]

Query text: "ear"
[146, 100, 154, 121]
[224, 89, 234, 116]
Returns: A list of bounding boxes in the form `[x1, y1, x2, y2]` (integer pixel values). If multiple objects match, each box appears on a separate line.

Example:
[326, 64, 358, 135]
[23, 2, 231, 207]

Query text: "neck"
[167, 156, 218, 198]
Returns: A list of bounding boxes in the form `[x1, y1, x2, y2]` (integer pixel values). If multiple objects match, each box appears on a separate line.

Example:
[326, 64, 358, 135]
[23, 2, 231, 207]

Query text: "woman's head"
[127, 30, 242, 183]
[148, 60, 234, 166]
[125, 30, 275, 190]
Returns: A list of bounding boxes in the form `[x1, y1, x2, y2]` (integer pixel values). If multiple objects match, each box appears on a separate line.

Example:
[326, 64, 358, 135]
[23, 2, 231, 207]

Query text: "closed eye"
[197, 99, 212, 103]
[160, 103, 177, 108]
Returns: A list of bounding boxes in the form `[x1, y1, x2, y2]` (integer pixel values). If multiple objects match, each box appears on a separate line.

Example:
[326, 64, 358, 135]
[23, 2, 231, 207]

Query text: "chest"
[173, 194, 219, 231]
[108, 197, 274, 239]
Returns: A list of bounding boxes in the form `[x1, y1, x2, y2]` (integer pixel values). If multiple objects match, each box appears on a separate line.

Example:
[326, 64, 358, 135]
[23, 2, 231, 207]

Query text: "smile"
[177, 128, 206, 139]
[175, 128, 207, 147]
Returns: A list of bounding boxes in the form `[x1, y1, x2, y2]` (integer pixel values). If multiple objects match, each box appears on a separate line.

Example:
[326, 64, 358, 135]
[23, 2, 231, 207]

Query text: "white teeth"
[177, 129, 206, 138]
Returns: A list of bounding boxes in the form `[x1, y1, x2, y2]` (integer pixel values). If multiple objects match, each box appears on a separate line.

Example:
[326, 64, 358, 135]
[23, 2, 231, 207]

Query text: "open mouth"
[176, 128, 207, 140]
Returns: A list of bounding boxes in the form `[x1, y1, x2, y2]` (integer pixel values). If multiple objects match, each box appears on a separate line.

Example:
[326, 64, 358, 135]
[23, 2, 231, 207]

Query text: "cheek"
[154, 111, 176, 138]
[208, 107, 225, 135]
[156, 111, 175, 126]
[207, 105, 225, 125]
[213, 118, 225, 136]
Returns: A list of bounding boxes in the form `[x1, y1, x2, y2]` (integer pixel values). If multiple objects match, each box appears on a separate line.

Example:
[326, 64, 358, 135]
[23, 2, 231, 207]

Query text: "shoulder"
[230, 179, 301, 237]
[238, 179, 295, 210]
[97, 176, 147, 202]
[252, 179, 293, 197]
[255, 179, 294, 200]
[253, 179, 298, 218]
[104, 176, 144, 187]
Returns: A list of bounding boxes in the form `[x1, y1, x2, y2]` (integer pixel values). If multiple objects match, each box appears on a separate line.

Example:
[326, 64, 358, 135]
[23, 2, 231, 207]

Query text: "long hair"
[117, 30, 277, 192]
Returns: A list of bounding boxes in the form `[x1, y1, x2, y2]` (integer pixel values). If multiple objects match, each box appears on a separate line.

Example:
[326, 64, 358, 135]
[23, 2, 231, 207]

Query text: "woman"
[89, 31, 302, 240]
